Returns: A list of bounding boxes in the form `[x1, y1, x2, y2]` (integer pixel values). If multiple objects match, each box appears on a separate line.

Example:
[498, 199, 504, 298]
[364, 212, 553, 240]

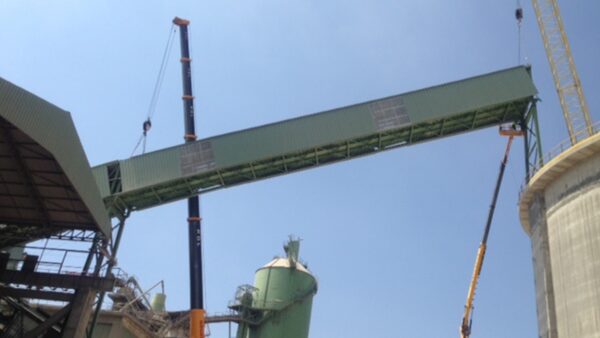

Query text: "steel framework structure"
[532, 0, 593, 145]
[94, 66, 539, 217]
[0, 65, 541, 337]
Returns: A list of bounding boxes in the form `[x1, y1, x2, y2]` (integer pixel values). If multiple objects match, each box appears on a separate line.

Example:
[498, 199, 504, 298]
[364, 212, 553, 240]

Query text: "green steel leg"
[86, 211, 129, 338]
[521, 117, 531, 183]
[531, 103, 543, 168]
[523, 102, 543, 182]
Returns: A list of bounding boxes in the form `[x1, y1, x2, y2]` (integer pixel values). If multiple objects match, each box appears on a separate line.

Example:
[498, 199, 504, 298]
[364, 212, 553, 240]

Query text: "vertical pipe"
[173, 16, 205, 338]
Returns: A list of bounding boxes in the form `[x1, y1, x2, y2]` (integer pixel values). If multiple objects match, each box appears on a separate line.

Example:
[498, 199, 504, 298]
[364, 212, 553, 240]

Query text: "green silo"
[233, 238, 317, 338]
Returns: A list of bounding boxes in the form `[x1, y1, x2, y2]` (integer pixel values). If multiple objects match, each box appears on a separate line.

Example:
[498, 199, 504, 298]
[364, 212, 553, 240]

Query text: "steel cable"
[130, 24, 177, 157]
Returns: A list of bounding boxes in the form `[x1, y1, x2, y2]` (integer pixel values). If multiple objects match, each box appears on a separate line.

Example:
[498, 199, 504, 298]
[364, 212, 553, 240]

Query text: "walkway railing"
[521, 121, 600, 202]
[528, 121, 600, 179]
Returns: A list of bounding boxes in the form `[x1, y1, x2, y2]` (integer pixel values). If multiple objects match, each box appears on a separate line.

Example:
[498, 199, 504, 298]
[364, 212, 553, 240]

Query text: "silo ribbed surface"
[520, 133, 600, 338]
[251, 258, 317, 338]
[234, 239, 317, 338]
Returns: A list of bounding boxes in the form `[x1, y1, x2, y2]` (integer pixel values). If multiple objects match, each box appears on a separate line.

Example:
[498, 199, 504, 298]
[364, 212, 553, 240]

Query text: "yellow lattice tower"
[531, 0, 593, 145]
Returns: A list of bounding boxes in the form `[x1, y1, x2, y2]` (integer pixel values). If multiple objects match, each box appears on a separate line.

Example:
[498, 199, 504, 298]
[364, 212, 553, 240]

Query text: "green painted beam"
[93, 66, 538, 216]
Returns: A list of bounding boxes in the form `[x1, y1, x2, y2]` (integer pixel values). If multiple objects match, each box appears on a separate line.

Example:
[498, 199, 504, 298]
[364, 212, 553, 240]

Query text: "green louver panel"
[94, 66, 538, 215]
[120, 148, 182, 193]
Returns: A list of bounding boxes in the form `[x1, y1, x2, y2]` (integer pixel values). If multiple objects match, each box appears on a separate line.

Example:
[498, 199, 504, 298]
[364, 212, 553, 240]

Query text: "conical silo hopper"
[233, 238, 317, 338]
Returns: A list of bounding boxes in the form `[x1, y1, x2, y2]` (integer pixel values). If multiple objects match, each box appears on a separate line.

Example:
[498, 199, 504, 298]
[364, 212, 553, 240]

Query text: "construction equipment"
[460, 3, 592, 334]
[531, 0, 594, 144]
[172, 16, 207, 338]
[459, 124, 524, 338]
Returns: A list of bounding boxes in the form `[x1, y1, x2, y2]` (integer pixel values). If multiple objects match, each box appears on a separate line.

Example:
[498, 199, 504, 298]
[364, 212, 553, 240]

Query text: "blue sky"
[1, 1, 599, 337]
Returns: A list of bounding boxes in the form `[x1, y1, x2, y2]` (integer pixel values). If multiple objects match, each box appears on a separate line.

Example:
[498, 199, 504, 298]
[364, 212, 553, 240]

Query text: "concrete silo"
[520, 133, 600, 338]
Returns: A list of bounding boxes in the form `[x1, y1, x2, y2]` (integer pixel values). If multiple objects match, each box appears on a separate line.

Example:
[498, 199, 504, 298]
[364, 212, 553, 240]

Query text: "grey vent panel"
[181, 141, 216, 175]
[369, 96, 410, 131]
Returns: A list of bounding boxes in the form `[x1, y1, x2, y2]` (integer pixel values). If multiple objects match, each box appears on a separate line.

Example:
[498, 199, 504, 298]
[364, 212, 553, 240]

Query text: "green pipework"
[233, 238, 317, 338]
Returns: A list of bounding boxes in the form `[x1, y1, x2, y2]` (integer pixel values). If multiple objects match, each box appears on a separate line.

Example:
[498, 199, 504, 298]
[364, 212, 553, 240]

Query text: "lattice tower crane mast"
[531, 0, 593, 145]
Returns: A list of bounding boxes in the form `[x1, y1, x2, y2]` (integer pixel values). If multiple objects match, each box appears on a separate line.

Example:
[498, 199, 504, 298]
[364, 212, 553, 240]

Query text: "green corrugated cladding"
[403, 66, 535, 123]
[120, 148, 181, 194]
[0, 77, 111, 237]
[93, 66, 537, 216]
[213, 104, 374, 168]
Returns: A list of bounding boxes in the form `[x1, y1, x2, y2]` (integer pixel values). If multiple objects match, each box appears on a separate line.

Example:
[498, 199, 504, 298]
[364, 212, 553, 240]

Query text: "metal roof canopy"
[94, 66, 538, 215]
[0, 77, 111, 248]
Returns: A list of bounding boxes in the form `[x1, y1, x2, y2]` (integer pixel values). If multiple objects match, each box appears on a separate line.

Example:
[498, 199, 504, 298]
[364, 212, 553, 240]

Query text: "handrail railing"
[529, 121, 600, 179]
[521, 121, 600, 200]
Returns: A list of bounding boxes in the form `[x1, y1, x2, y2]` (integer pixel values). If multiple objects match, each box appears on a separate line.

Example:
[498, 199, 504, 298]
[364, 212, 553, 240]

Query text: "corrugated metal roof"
[94, 66, 538, 214]
[403, 66, 537, 123]
[0, 77, 111, 243]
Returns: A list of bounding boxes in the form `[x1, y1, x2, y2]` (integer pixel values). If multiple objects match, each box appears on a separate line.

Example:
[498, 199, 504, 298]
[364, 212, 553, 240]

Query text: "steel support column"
[523, 102, 543, 182]
[86, 211, 129, 338]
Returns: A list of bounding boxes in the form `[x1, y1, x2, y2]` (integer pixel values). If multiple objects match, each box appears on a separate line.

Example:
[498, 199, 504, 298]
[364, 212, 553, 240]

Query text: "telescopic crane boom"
[459, 126, 523, 338]
[172, 16, 206, 338]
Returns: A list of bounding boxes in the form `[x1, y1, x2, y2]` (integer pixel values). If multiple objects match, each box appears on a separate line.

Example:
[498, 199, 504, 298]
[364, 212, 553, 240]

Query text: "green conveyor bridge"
[0, 64, 540, 338]
[93, 66, 538, 217]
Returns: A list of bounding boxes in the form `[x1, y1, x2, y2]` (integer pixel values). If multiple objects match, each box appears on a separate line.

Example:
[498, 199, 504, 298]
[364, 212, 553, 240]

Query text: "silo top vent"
[284, 237, 301, 264]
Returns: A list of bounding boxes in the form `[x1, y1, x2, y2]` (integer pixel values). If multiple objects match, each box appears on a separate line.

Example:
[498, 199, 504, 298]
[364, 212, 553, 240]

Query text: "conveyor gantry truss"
[93, 66, 541, 217]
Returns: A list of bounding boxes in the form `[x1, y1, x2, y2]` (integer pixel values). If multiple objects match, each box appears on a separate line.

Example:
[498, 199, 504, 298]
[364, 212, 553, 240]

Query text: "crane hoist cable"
[515, 1, 524, 64]
[131, 24, 177, 157]
[459, 124, 524, 338]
